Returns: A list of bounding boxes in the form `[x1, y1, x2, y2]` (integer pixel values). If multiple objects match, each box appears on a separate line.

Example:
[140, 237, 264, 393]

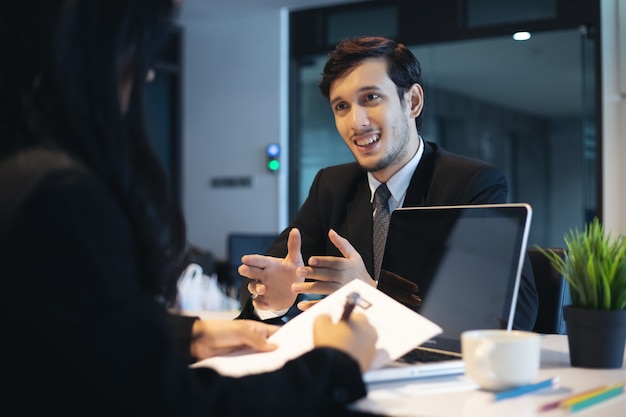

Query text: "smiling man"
[237, 36, 538, 331]
[329, 57, 421, 184]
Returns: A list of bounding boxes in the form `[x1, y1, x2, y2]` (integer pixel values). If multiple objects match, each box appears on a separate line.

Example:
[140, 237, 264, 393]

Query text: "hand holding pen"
[341, 292, 360, 321]
[312, 291, 377, 373]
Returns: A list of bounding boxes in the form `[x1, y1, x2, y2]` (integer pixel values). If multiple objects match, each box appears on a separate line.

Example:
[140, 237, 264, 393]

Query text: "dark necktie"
[372, 183, 391, 280]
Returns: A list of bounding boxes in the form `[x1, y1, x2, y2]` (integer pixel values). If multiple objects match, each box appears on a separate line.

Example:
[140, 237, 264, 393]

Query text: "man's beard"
[359, 116, 411, 173]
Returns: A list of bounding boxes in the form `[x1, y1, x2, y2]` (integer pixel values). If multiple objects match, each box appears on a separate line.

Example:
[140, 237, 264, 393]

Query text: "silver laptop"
[364, 203, 532, 384]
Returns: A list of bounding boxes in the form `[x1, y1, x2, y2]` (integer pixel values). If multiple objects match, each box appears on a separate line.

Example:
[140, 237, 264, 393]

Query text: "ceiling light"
[513, 32, 531, 41]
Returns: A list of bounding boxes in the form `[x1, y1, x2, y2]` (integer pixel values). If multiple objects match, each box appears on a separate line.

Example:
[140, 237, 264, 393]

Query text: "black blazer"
[1, 149, 367, 416]
[240, 141, 538, 330]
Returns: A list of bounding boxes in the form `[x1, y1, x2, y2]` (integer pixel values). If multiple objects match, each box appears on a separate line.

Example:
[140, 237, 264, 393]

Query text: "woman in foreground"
[0, 1, 377, 415]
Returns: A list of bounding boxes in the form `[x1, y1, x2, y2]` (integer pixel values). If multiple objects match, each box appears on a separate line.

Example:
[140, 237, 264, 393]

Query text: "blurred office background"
[144, 0, 625, 272]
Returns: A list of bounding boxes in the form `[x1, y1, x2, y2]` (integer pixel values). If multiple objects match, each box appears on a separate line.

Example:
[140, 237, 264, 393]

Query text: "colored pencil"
[494, 377, 559, 401]
[538, 381, 626, 412]
[569, 384, 625, 413]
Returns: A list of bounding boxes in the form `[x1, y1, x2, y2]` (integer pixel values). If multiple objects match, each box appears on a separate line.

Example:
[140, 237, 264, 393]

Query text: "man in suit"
[237, 36, 538, 330]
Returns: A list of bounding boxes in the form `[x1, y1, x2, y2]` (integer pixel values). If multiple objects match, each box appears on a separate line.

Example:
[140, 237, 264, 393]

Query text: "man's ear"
[407, 83, 424, 118]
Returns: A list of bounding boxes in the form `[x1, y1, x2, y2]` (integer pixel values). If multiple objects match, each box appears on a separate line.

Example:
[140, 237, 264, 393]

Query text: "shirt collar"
[368, 136, 424, 207]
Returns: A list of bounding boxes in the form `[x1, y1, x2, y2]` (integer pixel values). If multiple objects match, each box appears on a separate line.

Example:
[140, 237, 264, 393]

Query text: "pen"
[494, 377, 559, 401]
[341, 292, 360, 321]
[538, 381, 626, 412]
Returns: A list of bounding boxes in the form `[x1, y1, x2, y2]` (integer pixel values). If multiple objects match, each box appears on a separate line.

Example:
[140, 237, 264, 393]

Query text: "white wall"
[181, 11, 287, 259]
[601, 0, 626, 236]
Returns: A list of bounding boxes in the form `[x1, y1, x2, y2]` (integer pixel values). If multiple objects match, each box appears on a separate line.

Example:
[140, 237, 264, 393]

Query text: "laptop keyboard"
[397, 348, 461, 364]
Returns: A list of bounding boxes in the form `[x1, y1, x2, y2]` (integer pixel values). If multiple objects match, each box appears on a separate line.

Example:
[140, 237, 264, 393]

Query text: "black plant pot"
[563, 305, 626, 369]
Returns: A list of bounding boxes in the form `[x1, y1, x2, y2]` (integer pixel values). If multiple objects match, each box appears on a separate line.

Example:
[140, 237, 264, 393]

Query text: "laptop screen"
[379, 204, 532, 353]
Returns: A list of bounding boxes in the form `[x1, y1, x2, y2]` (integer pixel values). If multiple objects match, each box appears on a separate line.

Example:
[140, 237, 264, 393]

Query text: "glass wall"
[289, 0, 601, 249]
[144, 25, 182, 203]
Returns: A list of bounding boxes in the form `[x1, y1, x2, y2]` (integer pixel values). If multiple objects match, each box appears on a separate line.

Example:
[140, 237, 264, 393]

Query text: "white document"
[191, 279, 442, 377]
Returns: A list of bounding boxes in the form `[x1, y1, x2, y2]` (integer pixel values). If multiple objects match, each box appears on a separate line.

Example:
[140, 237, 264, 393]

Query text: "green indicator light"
[268, 160, 280, 171]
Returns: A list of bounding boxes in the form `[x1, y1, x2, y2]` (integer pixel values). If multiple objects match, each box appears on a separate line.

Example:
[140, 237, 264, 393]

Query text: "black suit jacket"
[1, 149, 368, 416]
[239, 141, 538, 330]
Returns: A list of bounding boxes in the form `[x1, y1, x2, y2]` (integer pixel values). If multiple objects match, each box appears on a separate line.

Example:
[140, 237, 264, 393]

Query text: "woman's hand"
[190, 319, 279, 360]
[313, 313, 378, 373]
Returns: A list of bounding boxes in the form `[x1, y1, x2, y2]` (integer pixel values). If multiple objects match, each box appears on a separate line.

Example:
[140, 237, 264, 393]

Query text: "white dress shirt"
[256, 137, 424, 319]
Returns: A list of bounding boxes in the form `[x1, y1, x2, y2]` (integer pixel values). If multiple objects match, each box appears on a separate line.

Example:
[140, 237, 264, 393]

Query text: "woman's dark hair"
[0, 0, 185, 302]
[319, 36, 424, 131]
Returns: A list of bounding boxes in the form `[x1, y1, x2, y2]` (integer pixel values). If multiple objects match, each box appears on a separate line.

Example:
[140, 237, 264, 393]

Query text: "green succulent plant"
[538, 218, 626, 311]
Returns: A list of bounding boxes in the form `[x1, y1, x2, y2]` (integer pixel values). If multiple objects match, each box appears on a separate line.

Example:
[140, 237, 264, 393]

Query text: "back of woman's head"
[1, 0, 174, 162]
[0, 0, 186, 299]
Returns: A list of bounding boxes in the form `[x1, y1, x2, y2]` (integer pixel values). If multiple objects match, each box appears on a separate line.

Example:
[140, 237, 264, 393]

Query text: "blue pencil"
[494, 377, 559, 401]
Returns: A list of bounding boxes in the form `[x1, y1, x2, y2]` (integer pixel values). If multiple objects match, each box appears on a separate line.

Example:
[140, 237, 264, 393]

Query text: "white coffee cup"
[461, 329, 541, 391]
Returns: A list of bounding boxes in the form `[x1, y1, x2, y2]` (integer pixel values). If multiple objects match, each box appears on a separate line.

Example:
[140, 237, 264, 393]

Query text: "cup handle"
[476, 341, 496, 381]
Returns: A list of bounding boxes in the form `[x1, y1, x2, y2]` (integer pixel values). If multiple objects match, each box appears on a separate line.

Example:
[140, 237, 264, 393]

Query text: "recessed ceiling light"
[513, 31, 531, 41]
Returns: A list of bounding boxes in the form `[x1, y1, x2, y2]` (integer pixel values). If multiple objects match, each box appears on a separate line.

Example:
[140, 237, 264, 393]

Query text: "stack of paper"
[191, 279, 443, 377]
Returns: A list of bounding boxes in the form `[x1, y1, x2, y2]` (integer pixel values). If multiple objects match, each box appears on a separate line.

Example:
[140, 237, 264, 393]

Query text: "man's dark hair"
[319, 36, 424, 131]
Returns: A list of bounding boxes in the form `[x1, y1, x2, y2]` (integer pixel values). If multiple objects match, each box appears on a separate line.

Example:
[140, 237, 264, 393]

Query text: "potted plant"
[539, 218, 626, 369]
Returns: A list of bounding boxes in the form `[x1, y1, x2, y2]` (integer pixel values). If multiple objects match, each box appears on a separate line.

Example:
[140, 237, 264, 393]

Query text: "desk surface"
[353, 335, 626, 417]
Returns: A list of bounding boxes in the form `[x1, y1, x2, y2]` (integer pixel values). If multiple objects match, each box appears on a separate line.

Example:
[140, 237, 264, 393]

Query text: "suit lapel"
[343, 142, 437, 276]
[404, 141, 436, 207]
[346, 178, 375, 276]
